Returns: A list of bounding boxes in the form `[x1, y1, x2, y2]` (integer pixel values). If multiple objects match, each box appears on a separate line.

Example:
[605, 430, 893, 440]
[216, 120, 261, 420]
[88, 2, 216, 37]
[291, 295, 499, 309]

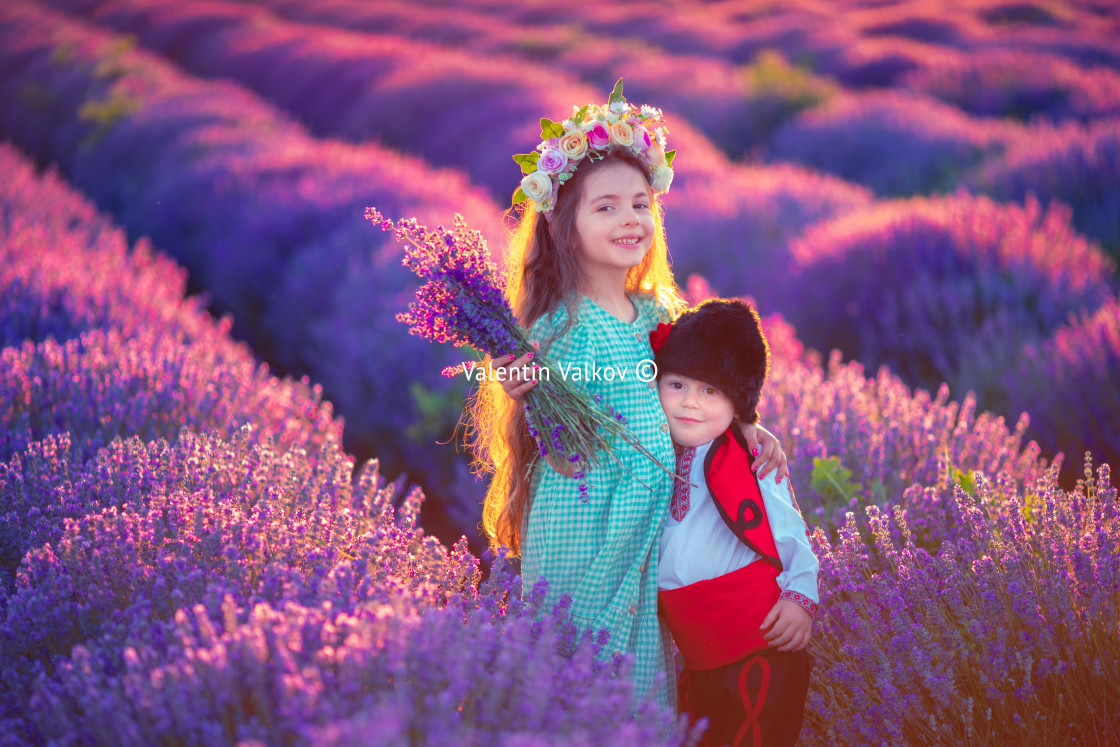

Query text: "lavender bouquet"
[366, 208, 672, 500]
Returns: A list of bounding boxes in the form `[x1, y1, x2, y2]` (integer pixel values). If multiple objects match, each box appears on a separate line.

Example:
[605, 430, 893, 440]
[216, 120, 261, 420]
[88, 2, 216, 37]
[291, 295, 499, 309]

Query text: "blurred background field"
[1, 0, 1117, 744]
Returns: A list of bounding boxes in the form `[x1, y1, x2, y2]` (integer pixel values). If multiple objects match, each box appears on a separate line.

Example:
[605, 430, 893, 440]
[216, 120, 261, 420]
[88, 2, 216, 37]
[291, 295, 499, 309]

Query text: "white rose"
[521, 171, 552, 204]
[650, 165, 673, 193]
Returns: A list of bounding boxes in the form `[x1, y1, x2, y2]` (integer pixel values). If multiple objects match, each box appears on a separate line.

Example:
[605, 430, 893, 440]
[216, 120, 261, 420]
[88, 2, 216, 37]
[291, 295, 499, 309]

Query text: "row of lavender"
[44, 0, 1120, 259]
[204, 0, 1120, 255]
[25, 0, 1120, 479]
[298, 0, 1120, 73]
[0, 0, 519, 538]
[4, 140, 1117, 743]
[0, 142, 680, 744]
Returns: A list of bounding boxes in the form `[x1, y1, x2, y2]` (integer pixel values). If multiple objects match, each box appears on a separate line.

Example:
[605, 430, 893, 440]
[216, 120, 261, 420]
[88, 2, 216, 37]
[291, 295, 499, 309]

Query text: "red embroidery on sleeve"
[779, 589, 819, 618]
[671, 445, 696, 521]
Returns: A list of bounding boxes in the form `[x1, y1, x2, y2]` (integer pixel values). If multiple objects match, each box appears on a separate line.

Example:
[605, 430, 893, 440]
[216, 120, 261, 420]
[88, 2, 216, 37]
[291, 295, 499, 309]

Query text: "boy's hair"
[653, 298, 770, 424]
[471, 150, 685, 555]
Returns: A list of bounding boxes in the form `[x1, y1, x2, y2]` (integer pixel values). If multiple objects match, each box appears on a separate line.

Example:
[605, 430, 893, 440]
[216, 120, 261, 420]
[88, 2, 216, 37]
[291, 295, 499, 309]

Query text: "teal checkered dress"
[522, 292, 677, 709]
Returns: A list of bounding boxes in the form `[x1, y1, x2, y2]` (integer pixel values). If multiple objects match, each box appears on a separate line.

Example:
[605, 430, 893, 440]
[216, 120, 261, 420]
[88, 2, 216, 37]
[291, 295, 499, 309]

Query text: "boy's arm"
[758, 471, 819, 617]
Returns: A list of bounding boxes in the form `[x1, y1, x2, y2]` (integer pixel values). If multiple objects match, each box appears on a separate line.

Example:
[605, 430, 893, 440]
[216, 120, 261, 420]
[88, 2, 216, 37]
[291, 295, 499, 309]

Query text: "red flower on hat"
[649, 322, 672, 353]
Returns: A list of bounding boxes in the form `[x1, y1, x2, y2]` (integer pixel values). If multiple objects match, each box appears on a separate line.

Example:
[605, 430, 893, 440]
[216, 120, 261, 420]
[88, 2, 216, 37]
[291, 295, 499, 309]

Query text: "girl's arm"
[739, 422, 789, 482]
[493, 340, 578, 476]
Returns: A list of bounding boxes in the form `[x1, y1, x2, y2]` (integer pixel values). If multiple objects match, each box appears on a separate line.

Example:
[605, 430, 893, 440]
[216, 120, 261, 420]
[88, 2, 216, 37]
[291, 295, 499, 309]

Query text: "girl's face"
[573, 161, 654, 284]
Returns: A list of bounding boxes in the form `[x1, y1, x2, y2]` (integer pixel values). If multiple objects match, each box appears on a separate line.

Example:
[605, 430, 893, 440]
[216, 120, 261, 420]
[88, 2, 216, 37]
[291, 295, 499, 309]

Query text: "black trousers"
[678, 647, 811, 747]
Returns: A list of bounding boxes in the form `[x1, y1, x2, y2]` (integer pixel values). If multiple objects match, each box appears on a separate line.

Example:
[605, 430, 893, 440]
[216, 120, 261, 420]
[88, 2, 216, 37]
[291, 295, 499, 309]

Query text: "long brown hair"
[471, 150, 685, 555]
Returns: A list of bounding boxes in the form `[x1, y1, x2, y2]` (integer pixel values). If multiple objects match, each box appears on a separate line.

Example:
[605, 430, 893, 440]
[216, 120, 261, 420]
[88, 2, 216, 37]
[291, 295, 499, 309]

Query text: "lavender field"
[1, 0, 1117, 744]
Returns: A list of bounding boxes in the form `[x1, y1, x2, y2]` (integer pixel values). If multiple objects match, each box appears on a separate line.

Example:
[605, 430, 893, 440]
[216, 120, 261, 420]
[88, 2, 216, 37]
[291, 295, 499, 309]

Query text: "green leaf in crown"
[539, 118, 565, 139]
[513, 152, 540, 174]
[512, 186, 528, 205]
[608, 78, 625, 104]
[665, 149, 677, 167]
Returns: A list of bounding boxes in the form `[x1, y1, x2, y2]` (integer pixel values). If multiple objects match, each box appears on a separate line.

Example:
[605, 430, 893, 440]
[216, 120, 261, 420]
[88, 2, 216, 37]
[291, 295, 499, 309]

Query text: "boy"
[650, 298, 819, 747]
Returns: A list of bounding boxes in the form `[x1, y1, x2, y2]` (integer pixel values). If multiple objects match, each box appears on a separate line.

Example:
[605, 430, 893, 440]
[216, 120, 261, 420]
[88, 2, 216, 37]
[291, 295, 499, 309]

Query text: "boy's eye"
[702, 386, 718, 395]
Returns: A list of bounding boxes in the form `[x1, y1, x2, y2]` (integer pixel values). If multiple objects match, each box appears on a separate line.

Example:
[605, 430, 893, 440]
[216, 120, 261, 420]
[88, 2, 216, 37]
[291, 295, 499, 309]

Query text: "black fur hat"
[651, 298, 770, 423]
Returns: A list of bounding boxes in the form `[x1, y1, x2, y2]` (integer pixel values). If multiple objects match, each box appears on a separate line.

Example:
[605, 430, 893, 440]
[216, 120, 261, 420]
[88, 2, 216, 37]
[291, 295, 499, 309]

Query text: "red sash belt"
[659, 561, 780, 671]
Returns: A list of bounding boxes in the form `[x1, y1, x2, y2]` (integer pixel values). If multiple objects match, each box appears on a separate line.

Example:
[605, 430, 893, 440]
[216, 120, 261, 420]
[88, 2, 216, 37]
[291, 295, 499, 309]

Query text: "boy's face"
[657, 372, 736, 447]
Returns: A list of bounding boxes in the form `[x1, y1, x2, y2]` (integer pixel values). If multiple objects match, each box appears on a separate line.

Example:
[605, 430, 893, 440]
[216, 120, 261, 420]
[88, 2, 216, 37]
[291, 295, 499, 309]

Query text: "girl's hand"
[760, 599, 813, 652]
[739, 422, 789, 483]
[492, 341, 540, 401]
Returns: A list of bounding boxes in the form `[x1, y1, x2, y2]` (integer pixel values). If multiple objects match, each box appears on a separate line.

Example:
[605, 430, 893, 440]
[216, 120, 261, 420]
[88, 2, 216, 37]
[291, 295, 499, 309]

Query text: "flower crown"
[512, 78, 676, 215]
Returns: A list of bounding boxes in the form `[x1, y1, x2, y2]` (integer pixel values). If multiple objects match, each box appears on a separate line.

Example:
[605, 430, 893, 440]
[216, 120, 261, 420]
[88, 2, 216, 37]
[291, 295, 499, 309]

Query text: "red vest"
[704, 427, 782, 571]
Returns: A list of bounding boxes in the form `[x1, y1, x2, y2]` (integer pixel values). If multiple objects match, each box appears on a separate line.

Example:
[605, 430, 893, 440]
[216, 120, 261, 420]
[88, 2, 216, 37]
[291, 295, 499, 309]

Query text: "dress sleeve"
[759, 472, 820, 617]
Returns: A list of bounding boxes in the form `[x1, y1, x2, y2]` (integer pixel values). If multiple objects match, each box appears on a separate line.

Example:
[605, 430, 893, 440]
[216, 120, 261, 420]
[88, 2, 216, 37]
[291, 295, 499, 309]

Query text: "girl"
[470, 87, 788, 709]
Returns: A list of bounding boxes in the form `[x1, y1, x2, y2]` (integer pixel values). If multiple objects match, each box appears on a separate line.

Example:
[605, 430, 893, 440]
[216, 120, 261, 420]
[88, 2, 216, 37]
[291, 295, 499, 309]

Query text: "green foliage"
[942, 448, 976, 496]
[406, 380, 467, 442]
[78, 90, 140, 149]
[539, 118, 564, 139]
[734, 49, 837, 152]
[740, 49, 836, 109]
[608, 77, 625, 104]
[811, 455, 860, 505]
[93, 37, 137, 81]
[513, 152, 540, 174]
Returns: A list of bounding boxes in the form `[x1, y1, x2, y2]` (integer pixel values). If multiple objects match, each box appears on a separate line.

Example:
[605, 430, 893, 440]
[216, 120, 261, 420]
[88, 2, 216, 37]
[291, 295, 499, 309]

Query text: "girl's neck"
[583, 274, 636, 323]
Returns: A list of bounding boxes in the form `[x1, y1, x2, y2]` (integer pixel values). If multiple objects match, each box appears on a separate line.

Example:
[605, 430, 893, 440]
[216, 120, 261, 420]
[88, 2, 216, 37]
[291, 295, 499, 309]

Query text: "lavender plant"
[826, 36, 960, 88]
[967, 118, 1120, 258]
[0, 427, 467, 743]
[767, 90, 1017, 196]
[902, 48, 1120, 123]
[662, 163, 872, 309]
[803, 458, 1120, 745]
[855, 5, 987, 47]
[1003, 294, 1120, 484]
[782, 192, 1116, 412]
[761, 350, 1047, 532]
[25, 558, 690, 746]
[0, 145, 221, 352]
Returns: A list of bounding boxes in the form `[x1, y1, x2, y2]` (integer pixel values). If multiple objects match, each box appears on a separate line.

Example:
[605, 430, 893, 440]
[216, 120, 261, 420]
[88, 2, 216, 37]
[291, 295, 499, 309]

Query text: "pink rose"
[644, 141, 666, 169]
[633, 125, 653, 149]
[586, 122, 610, 150]
[537, 148, 569, 175]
